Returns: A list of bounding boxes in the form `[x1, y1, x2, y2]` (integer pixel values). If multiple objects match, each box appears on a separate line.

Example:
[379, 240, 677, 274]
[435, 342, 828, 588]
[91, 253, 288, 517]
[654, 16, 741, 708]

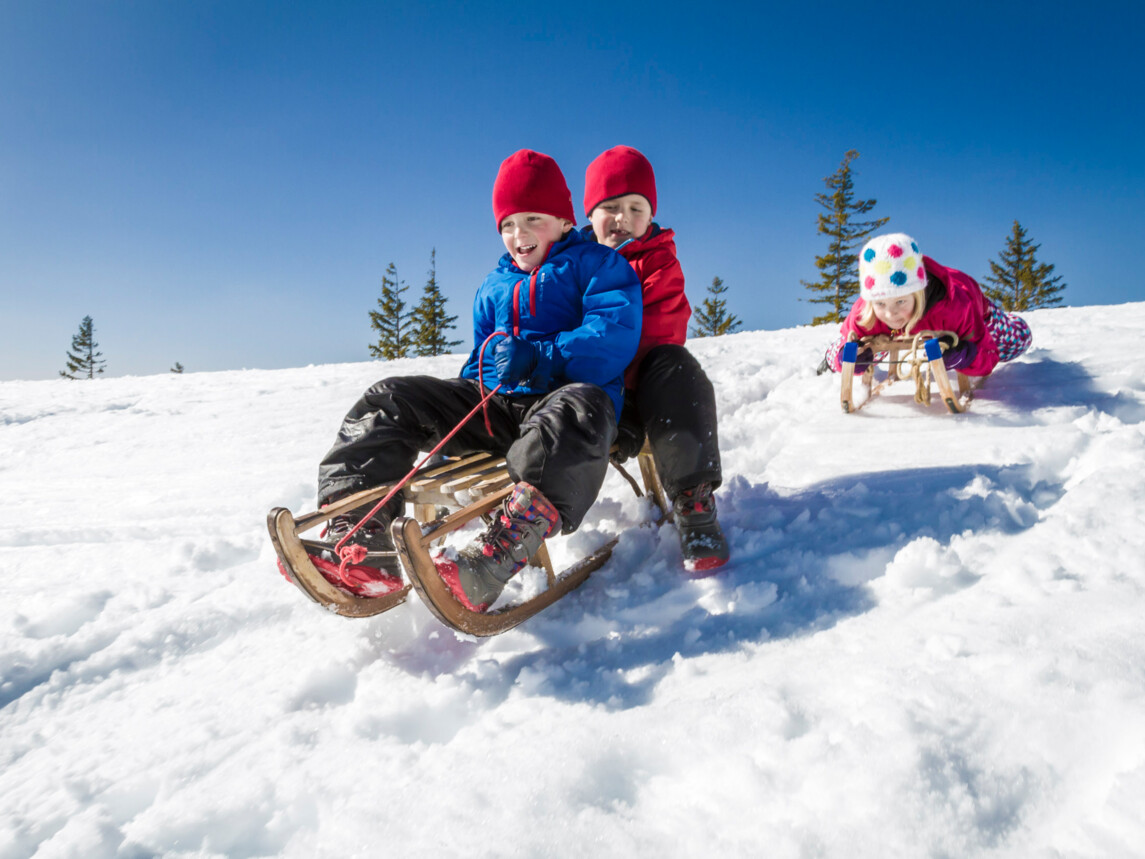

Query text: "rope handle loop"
[853, 330, 960, 404]
[332, 333, 509, 576]
[476, 330, 510, 434]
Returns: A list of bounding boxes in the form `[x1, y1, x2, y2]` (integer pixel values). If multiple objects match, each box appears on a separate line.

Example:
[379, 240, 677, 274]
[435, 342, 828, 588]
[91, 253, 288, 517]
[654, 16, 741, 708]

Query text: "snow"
[3, 303, 1145, 858]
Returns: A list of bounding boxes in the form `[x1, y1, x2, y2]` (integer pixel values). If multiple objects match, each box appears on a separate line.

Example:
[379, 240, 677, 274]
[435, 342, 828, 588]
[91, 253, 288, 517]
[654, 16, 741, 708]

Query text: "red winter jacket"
[590, 225, 691, 389]
[829, 256, 1000, 377]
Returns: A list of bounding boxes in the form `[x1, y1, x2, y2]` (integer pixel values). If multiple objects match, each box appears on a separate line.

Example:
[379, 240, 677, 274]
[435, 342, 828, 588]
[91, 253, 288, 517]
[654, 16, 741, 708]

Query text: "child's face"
[871, 295, 916, 330]
[500, 212, 569, 272]
[590, 194, 653, 249]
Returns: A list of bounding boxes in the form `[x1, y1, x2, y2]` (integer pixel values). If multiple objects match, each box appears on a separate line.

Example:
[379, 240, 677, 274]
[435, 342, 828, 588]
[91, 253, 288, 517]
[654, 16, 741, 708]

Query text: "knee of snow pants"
[317, 375, 520, 505]
[985, 302, 1033, 363]
[506, 383, 617, 533]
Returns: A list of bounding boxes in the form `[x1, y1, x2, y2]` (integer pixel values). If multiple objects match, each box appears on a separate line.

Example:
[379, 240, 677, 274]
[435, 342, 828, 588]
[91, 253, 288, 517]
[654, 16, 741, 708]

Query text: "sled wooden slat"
[533, 543, 556, 586]
[293, 480, 405, 533]
[955, 370, 988, 411]
[420, 485, 512, 541]
[636, 440, 670, 519]
[470, 474, 513, 496]
[413, 452, 496, 481]
[410, 455, 503, 491]
[440, 467, 511, 496]
[840, 357, 857, 413]
[927, 346, 962, 413]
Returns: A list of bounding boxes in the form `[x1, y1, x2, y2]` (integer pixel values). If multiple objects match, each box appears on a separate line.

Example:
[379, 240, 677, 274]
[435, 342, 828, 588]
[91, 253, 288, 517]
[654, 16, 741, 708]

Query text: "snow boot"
[326, 509, 394, 554]
[674, 482, 729, 576]
[308, 499, 403, 597]
[434, 482, 562, 612]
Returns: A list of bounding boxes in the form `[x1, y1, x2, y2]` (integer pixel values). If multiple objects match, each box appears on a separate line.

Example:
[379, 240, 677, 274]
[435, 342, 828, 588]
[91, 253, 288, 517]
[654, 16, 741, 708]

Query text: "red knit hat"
[492, 149, 575, 229]
[583, 145, 657, 217]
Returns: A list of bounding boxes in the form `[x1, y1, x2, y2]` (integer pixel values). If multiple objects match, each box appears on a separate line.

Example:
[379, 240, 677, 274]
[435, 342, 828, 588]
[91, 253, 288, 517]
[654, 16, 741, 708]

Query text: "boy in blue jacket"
[315, 150, 642, 612]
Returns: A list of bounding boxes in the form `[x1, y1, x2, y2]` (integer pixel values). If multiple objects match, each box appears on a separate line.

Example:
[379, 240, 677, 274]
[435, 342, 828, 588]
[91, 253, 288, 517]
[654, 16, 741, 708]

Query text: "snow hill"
[3, 304, 1145, 858]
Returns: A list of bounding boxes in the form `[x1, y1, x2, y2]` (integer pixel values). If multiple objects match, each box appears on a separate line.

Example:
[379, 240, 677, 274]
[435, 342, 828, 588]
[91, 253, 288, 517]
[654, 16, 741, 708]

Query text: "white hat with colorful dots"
[859, 233, 927, 301]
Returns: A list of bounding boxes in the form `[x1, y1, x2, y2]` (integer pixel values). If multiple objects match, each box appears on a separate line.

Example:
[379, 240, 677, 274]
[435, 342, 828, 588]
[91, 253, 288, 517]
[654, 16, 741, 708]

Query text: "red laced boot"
[433, 482, 561, 612]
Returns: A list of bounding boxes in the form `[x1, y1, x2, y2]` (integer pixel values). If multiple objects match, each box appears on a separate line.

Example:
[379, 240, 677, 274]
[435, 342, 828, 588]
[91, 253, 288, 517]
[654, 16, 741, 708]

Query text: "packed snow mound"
[2, 304, 1144, 857]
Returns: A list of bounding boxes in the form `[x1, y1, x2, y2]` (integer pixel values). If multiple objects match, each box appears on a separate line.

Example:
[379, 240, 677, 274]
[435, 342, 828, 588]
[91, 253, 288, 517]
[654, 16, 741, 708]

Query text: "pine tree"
[59, 315, 106, 379]
[691, 276, 742, 338]
[410, 249, 462, 357]
[802, 150, 889, 325]
[984, 221, 1066, 311]
[368, 262, 413, 360]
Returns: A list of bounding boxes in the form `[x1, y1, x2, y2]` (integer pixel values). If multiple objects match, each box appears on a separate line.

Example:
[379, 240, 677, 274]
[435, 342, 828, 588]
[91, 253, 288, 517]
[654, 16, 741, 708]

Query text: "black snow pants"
[317, 376, 617, 533]
[624, 344, 722, 500]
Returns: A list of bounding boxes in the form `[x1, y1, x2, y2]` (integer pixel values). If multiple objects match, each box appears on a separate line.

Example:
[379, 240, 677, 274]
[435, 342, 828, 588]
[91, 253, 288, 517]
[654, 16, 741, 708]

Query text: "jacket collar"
[579, 222, 668, 253]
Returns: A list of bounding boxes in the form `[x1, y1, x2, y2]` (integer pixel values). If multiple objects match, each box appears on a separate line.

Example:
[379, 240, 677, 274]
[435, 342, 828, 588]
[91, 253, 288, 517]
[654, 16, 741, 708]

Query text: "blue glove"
[942, 339, 978, 370]
[839, 340, 874, 374]
[493, 336, 539, 386]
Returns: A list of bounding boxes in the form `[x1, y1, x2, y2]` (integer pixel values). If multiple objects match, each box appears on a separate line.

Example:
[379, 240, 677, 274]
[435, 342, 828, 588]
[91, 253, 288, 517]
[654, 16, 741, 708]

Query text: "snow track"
[2, 306, 1144, 857]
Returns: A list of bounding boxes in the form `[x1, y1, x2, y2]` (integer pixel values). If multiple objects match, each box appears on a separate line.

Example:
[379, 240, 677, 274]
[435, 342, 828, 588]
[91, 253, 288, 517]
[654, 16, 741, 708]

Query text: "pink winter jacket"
[828, 256, 1000, 377]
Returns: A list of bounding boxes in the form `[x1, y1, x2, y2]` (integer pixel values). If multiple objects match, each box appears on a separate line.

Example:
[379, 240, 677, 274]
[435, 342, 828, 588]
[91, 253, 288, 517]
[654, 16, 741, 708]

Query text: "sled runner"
[392, 510, 618, 637]
[839, 332, 987, 415]
[269, 448, 662, 631]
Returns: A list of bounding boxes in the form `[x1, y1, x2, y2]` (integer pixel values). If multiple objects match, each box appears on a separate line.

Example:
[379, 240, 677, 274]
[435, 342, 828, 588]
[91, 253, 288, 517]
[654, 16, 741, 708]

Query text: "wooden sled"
[269, 447, 663, 631]
[840, 332, 987, 415]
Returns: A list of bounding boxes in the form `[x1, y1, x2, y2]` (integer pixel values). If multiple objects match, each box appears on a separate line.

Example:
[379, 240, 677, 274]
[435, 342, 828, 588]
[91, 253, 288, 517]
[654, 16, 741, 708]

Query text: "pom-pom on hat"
[492, 149, 575, 229]
[583, 145, 657, 217]
[859, 233, 927, 301]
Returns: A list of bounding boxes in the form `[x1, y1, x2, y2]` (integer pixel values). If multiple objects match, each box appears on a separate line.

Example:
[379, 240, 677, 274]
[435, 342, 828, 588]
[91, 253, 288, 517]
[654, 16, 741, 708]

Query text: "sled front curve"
[267, 507, 410, 617]
[393, 516, 617, 637]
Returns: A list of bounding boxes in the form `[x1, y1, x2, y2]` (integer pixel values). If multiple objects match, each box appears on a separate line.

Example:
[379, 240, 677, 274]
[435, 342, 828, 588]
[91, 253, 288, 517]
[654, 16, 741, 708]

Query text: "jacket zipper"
[511, 279, 523, 336]
[512, 245, 553, 336]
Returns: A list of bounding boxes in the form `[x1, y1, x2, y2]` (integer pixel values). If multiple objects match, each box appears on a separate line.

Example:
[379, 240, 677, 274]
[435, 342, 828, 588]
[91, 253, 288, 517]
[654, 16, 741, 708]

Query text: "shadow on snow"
[978, 356, 1145, 423]
[385, 459, 1065, 710]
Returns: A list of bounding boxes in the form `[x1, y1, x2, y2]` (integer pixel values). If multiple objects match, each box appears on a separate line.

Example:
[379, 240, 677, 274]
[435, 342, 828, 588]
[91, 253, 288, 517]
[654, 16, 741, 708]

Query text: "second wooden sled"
[840, 334, 986, 415]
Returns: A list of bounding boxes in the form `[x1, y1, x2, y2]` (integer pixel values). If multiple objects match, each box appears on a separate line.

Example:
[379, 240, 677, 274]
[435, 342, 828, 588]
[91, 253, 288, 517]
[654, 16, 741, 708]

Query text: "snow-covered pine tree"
[691, 276, 742, 337]
[59, 315, 106, 379]
[984, 221, 1066, 311]
[369, 262, 413, 360]
[410, 249, 462, 357]
[802, 150, 889, 325]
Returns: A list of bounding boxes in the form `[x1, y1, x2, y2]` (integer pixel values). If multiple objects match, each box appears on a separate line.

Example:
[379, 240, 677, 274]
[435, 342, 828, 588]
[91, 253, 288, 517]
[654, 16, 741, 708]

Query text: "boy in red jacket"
[583, 145, 729, 574]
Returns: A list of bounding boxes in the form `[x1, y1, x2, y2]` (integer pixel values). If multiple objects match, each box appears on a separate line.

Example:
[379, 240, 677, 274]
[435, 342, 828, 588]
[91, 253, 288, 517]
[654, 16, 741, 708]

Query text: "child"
[823, 232, 1032, 375]
[582, 145, 729, 573]
[314, 149, 643, 611]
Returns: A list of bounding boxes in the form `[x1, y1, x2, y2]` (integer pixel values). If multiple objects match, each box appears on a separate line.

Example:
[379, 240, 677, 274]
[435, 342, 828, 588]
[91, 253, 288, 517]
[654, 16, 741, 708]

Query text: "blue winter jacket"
[460, 229, 642, 421]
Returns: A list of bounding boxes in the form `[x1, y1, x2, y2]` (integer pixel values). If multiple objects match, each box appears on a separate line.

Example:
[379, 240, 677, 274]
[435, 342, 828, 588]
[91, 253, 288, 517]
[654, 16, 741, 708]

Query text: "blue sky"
[2, 1, 1142, 380]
